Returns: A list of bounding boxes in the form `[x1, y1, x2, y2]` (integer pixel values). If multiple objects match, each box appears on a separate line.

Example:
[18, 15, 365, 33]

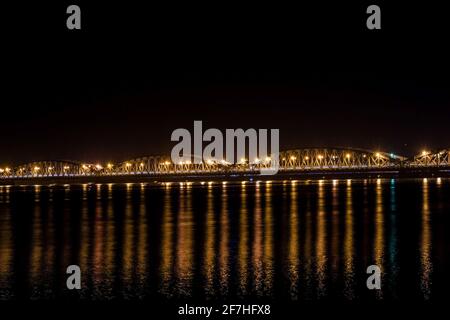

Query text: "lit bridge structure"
[1, 148, 449, 182]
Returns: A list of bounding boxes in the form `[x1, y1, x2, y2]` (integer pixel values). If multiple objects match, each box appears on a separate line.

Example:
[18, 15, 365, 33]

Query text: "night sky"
[3, 2, 449, 165]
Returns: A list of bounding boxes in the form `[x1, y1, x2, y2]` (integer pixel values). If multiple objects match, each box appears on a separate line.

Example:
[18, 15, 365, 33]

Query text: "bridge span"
[1, 148, 449, 185]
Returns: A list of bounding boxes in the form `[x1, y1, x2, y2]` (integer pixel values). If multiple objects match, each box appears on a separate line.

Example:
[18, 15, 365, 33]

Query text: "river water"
[0, 178, 449, 303]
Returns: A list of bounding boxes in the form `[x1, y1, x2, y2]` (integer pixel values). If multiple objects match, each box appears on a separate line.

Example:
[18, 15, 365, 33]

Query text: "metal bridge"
[1, 148, 449, 179]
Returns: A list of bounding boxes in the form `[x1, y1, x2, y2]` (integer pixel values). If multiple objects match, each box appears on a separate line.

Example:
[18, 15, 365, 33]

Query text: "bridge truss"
[1, 148, 449, 178]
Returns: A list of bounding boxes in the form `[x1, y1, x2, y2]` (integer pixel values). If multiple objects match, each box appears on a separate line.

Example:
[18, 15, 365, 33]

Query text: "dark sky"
[2, 2, 449, 165]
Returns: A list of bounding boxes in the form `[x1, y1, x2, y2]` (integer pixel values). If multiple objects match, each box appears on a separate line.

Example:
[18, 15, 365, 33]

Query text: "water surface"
[0, 178, 449, 302]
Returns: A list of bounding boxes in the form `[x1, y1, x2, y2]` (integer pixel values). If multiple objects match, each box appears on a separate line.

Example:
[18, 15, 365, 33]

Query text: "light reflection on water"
[0, 178, 448, 301]
[420, 178, 432, 300]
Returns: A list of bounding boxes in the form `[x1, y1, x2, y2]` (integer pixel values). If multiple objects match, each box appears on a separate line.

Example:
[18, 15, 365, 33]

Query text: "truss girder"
[1, 148, 448, 178]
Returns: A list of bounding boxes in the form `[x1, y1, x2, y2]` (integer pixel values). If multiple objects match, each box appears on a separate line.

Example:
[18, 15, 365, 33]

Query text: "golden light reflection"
[82, 183, 88, 201]
[137, 181, 148, 288]
[264, 181, 274, 295]
[64, 184, 71, 201]
[330, 179, 340, 284]
[219, 181, 229, 296]
[343, 179, 354, 299]
[34, 185, 41, 202]
[316, 179, 327, 297]
[104, 183, 115, 297]
[420, 178, 432, 299]
[123, 183, 134, 282]
[108, 183, 113, 200]
[96, 184, 102, 200]
[374, 179, 385, 299]
[253, 181, 263, 296]
[288, 180, 299, 299]
[93, 189, 105, 285]
[204, 182, 216, 297]
[238, 181, 249, 296]
[176, 182, 194, 295]
[160, 183, 174, 295]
